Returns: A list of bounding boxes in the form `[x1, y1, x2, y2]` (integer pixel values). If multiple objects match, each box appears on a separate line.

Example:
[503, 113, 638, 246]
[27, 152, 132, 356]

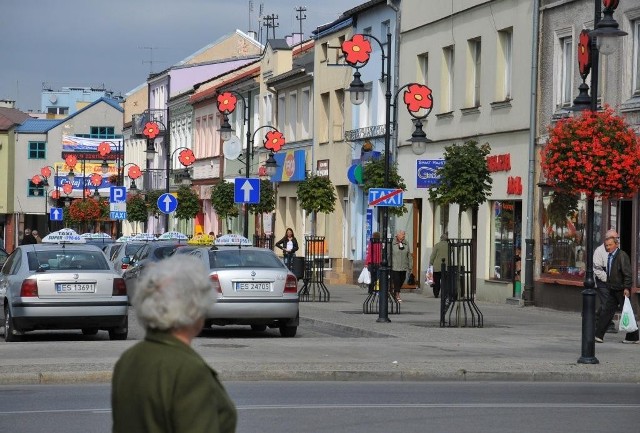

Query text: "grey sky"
[1, 0, 363, 112]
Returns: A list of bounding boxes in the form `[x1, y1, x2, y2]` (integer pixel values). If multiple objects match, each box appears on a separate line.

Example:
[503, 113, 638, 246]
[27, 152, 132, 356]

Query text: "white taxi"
[0, 229, 128, 342]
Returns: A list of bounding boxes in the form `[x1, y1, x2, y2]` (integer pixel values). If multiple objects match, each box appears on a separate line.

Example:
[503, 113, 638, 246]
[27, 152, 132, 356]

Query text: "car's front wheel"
[108, 317, 128, 341]
[4, 305, 21, 342]
[279, 325, 297, 338]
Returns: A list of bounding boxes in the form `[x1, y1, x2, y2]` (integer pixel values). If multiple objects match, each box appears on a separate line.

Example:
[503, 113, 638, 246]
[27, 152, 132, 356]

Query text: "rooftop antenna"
[295, 6, 307, 45]
[138, 46, 166, 74]
[248, 0, 254, 33]
[263, 14, 279, 40]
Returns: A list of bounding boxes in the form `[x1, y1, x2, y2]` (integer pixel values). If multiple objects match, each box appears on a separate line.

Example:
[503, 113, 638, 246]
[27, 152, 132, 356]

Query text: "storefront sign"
[317, 159, 329, 177]
[487, 153, 511, 172]
[507, 176, 523, 195]
[416, 159, 444, 188]
[272, 150, 306, 182]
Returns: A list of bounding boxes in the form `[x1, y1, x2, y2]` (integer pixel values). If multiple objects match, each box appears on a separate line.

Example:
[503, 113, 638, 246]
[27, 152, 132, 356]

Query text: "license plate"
[234, 282, 271, 291]
[56, 283, 96, 293]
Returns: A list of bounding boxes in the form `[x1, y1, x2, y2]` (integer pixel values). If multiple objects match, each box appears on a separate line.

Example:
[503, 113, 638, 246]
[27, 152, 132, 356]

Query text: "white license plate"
[234, 282, 271, 291]
[56, 283, 96, 293]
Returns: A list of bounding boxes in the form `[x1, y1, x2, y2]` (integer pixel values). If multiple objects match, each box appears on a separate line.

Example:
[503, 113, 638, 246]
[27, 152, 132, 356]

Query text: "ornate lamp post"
[341, 32, 432, 322]
[570, 0, 627, 364]
[217, 91, 282, 238]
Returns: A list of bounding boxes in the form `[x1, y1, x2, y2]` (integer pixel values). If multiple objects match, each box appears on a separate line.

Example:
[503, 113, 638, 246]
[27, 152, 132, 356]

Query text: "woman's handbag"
[619, 296, 638, 333]
[358, 267, 371, 285]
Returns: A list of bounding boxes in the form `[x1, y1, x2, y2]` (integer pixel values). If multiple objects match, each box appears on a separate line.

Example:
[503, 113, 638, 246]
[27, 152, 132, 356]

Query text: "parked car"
[121, 241, 189, 299]
[0, 229, 128, 342]
[187, 243, 299, 337]
[108, 241, 149, 275]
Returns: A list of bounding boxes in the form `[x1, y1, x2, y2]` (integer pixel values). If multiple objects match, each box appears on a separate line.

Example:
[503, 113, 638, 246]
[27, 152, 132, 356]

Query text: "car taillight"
[210, 274, 222, 293]
[20, 279, 38, 297]
[284, 275, 298, 294]
[112, 278, 127, 296]
[121, 263, 129, 270]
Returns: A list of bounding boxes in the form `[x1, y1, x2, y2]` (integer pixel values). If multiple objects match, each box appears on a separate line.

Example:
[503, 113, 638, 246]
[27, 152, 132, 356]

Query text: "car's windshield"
[208, 249, 284, 269]
[27, 250, 111, 271]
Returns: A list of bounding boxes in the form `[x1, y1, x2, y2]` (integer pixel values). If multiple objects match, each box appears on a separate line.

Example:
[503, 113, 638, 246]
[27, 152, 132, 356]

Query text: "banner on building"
[416, 159, 444, 188]
[62, 135, 123, 154]
[272, 150, 306, 182]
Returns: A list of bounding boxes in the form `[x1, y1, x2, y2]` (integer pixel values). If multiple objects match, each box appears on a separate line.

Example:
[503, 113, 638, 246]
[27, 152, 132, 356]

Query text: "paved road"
[0, 285, 638, 384]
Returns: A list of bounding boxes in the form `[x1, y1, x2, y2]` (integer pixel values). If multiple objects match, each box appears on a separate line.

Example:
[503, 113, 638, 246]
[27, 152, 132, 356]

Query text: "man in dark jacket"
[20, 228, 37, 245]
[595, 236, 639, 344]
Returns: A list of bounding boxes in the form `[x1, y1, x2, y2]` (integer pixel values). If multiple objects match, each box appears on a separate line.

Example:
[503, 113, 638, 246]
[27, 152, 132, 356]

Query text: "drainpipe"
[524, 0, 541, 306]
[387, 0, 401, 236]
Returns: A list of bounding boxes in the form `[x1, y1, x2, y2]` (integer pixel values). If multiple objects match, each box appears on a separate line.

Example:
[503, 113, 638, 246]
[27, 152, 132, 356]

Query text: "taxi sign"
[188, 234, 215, 245]
[131, 233, 158, 241]
[158, 231, 189, 241]
[42, 228, 87, 244]
[214, 233, 252, 246]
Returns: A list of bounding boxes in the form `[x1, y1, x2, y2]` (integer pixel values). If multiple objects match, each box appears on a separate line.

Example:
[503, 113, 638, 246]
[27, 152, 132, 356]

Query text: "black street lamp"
[341, 33, 432, 322]
[32, 165, 60, 233]
[571, 0, 627, 365]
[217, 91, 282, 238]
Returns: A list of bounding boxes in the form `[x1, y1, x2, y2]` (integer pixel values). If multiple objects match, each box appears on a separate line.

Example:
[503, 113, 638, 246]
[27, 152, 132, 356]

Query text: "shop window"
[540, 190, 599, 281]
[490, 201, 521, 281]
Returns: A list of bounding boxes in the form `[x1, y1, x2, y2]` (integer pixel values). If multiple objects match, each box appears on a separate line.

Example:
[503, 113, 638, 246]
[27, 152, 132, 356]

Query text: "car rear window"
[208, 250, 283, 269]
[27, 250, 111, 271]
[153, 246, 180, 260]
[125, 243, 146, 256]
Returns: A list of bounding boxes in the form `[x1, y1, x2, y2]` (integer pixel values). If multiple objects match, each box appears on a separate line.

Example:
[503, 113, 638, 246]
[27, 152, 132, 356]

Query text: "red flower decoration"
[62, 183, 73, 195]
[403, 84, 433, 113]
[50, 190, 60, 199]
[40, 166, 52, 178]
[98, 141, 112, 157]
[341, 34, 372, 66]
[90, 173, 103, 187]
[217, 92, 237, 114]
[603, 0, 619, 9]
[577, 30, 591, 78]
[143, 122, 160, 139]
[178, 148, 196, 166]
[541, 107, 640, 199]
[68, 197, 103, 222]
[264, 130, 285, 152]
[31, 175, 42, 185]
[65, 154, 78, 168]
[128, 164, 142, 179]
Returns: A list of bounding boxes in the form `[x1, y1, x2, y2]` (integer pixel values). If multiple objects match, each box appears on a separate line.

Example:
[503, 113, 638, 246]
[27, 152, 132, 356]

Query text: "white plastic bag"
[619, 296, 638, 333]
[358, 267, 371, 285]
[426, 265, 434, 286]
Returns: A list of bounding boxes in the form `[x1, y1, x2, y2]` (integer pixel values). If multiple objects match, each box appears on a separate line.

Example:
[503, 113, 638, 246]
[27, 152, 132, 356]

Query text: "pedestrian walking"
[275, 227, 298, 271]
[429, 233, 449, 298]
[594, 236, 639, 344]
[390, 230, 412, 302]
[111, 255, 237, 433]
[365, 232, 382, 294]
[593, 229, 619, 333]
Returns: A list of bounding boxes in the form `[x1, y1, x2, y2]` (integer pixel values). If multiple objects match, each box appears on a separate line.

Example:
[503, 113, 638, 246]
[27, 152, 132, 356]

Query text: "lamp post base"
[377, 265, 391, 323]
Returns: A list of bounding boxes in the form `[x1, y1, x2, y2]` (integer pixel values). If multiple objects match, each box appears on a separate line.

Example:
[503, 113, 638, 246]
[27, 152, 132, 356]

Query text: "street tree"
[297, 174, 336, 235]
[210, 181, 239, 233]
[175, 185, 200, 221]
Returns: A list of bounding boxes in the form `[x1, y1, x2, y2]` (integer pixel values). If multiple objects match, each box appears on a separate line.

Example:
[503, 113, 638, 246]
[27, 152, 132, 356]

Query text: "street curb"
[2, 369, 639, 385]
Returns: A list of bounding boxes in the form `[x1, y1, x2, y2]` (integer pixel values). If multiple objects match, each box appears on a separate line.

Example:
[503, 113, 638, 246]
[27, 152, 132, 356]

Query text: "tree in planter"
[175, 185, 200, 221]
[248, 179, 276, 234]
[296, 174, 337, 235]
[126, 193, 149, 234]
[144, 190, 163, 220]
[428, 140, 492, 237]
[210, 181, 239, 234]
[362, 156, 408, 217]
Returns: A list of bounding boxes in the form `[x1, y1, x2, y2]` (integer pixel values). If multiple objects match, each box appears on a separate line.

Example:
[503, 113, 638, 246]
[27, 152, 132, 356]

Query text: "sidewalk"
[0, 284, 638, 384]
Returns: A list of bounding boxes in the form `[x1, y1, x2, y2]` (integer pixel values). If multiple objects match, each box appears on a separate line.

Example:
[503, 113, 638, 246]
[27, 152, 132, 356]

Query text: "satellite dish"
[223, 136, 242, 160]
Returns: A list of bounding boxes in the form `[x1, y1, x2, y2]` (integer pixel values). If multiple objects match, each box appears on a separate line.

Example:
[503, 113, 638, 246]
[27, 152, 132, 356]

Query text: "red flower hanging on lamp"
[128, 165, 142, 179]
[31, 175, 42, 185]
[541, 107, 640, 199]
[90, 173, 103, 187]
[178, 149, 196, 166]
[62, 183, 73, 195]
[143, 122, 160, 139]
[403, 84, 433, 114]
[41, 166, 52, 178]
[98, 141, 112, 157]
[69, 197, 102, 222]
[341, 34, 372, 66]
[217, 92, 237, 114]
[264, 130, 285, 152]
[65, 154, 78, 168]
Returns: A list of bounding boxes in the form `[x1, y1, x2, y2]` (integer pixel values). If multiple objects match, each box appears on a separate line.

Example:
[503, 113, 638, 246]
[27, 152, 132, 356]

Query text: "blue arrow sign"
[368, 188, 404, 207]
[157, 193, 178, 214]
[234, 178, 260, 204]
[49, 207, 63, 221]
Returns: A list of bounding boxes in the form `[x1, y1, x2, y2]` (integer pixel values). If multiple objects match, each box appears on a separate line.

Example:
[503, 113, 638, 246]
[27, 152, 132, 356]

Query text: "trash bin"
[292, 256, 305, 280]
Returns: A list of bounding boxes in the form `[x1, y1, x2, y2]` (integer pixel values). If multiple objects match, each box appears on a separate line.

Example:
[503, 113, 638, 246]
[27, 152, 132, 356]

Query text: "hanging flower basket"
[541, 107, 640, 199]
[68, 197, 103, 222]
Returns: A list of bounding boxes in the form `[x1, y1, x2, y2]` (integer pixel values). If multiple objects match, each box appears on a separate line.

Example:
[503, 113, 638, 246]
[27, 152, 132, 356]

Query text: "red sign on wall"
[487, 154, 511, 172]
[507, 176, 523, 195]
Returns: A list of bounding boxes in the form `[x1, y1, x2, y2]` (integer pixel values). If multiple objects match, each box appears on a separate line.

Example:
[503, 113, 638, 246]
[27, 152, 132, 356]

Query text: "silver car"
[0, 243, 129, 342]
[187, 245, 299, 337]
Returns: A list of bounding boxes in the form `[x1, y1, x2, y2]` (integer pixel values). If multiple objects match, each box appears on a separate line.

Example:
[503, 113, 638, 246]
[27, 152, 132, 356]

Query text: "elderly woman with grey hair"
[111, 255, 237, 433]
